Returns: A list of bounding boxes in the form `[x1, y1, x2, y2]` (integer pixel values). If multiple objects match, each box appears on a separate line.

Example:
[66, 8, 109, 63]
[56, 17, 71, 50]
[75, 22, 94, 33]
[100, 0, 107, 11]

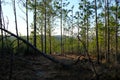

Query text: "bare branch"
[77, 35, 98, 79]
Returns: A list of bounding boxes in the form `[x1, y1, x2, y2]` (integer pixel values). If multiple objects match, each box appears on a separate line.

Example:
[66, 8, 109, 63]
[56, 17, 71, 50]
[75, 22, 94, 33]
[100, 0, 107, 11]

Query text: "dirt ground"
[0, 54, 120, 80]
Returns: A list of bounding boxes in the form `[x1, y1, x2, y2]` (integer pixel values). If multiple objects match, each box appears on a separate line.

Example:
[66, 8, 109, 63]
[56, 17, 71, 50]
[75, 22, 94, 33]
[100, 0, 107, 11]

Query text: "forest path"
[1, 54, 120, 80]
[24, 54, 94, 80]
[14, 55, 94, 80]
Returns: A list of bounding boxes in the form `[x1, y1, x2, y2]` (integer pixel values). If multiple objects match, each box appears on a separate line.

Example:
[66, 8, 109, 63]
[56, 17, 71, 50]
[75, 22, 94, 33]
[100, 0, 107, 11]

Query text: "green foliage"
[0, 36, 35, 56]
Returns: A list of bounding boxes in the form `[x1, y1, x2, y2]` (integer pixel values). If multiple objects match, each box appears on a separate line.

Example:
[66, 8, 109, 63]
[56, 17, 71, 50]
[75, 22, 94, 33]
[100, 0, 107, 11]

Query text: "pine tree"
[95, 0, 100, 64]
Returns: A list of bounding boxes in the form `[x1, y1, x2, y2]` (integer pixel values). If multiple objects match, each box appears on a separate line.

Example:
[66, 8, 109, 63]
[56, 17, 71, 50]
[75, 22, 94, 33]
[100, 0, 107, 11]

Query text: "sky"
[2, 0, 33, 36]
[2, 0, 79, 36]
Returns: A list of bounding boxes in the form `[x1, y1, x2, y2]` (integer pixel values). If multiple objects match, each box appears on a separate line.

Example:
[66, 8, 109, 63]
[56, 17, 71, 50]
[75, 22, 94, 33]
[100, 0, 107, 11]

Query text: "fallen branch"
[0, 27, 80, 67]
[77, 35, 99, 80]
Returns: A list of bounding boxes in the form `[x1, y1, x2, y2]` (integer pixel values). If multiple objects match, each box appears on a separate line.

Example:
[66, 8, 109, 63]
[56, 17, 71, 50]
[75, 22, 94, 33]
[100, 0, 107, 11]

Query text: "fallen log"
[0, 27, 80, 67]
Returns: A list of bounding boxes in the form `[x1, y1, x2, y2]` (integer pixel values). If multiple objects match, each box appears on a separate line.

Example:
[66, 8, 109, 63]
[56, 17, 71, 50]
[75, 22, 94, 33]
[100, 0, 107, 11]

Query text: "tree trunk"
[48, 19, 52, 54]
[34, 0, 37, 48]
[44, 0, 47, 53]
[95, 0, 100, 64]
[107, 0, 110, 63]
[13, 0, 19, 47]
[86, 18, 89, 56]
[115, 0, 118, 63]
[26, 0, 29, 51]
[41, 24, 44, 53]
[0, 0, 3, 58]
[104, 0, 107, 62]
[71, 5, 74, 54]
[60, 0, 63, 54]
[9, 51, 13, 80]
[77, 28, 80, 54]
[77, 13, 80, 54]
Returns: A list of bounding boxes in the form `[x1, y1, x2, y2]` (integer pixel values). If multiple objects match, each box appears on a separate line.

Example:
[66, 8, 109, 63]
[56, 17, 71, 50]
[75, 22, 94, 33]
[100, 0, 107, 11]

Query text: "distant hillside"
[0, 35, 72, 42]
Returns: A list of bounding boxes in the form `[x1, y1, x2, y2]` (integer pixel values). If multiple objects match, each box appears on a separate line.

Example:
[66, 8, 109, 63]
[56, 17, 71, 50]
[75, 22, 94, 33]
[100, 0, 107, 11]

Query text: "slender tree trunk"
[104, 0, 107, 62]
[13, 0, 19, 47]
[64, 28, 66, 53]
[95, 0, 100, 64]
[86, 16, 89, 56]
[0, 0, 3, 58]
[85, 0, 89, 57]
[77, 27, 80, 54]
[34, 0, 37, 48]
[63, 28, 66, 54]
[60, 0, 63, 54]
[68, 29, 70, 53]
[49, 30, 52, 54]
[107, 0, 110, 63]
[83, 18, 86, 55]
[48, 19, 52, 54]
[0, 0, 1, 31]
[9, 51, 13, 80]
[115, 0, 118, 63]
[26, 0, 29, 51]
[44, 0, 47, 53]
[77, 13, 80, 54]
[86, 18, 89, 55]
[71, 6, 74, 54]
[41, 24, 44, 53]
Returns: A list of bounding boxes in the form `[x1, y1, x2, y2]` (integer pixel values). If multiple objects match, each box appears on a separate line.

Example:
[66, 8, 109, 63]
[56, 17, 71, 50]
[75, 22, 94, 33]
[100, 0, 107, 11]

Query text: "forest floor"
[0, 53, 120, 80]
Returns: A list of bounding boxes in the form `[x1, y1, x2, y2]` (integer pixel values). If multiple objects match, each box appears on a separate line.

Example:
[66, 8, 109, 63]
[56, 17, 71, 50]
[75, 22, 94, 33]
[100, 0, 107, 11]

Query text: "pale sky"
[2, 0, 79, 36]
[2, 0, 33, 36]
